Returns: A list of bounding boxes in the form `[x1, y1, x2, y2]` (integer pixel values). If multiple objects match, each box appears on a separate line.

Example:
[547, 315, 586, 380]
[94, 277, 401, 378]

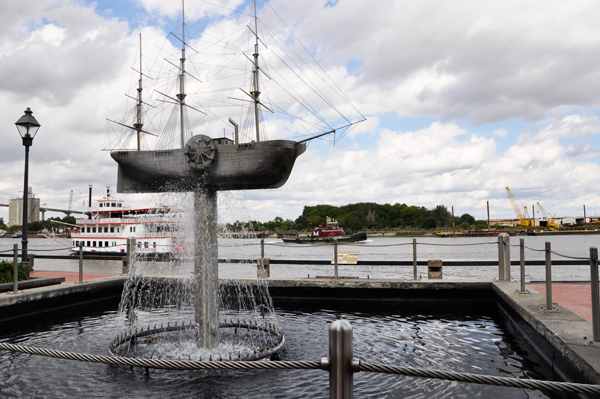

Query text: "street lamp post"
[15, 108, 41, 278]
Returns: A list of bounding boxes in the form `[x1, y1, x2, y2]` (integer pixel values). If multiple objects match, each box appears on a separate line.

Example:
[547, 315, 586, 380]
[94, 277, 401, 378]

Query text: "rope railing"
[342, 242, 413, 247]
[358, 361, 600, 395]
[25, 246, 78, 252]
[2, 340, 600, 395]
[523, 245, 546, 252]
[549, 250, 590, 261]
[417, 241, 495, 247]
[0, 342, 320, 371]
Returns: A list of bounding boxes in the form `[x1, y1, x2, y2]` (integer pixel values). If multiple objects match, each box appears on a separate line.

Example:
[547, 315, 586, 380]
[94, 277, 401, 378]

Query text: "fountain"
[106, 0, 313, 356]
[107, 188, 284, 361]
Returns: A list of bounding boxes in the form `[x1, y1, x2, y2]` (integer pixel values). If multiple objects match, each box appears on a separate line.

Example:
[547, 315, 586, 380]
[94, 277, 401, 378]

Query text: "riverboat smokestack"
[88, 185, 92, 219]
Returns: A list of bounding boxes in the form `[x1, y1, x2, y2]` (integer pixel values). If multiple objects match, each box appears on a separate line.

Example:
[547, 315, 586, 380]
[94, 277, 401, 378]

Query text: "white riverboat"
[70, 189, 182, 257]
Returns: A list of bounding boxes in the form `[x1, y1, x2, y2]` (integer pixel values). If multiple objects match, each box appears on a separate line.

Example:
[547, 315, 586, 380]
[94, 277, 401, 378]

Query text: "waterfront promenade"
[30, 270, 117, 284]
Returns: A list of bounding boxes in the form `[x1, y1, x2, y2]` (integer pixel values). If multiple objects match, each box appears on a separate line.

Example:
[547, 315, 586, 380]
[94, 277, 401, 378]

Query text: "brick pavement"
[30, 271, 118, 284]
[528, 283, 593, 322]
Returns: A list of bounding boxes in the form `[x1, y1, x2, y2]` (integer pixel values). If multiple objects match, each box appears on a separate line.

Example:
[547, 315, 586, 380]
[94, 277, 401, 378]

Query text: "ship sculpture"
[107, 1, 360, 193]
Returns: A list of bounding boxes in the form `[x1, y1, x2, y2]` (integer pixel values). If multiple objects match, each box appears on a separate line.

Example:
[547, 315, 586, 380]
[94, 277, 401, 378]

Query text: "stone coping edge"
[492, 281, 600, 385]
[0, 276, 126, 308]
[0, 277, 65, 293]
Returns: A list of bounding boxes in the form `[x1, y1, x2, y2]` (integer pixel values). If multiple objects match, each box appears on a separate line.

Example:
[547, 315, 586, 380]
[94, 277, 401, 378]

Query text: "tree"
[431, 205, 452, 227]
[338, 211, 365, 232]
[63, 216, 77, 225]
[306, 215, 324, 227]
[421, 217, 439, 229]
[366, 209, 377, 226]
[28, 221, 44, 232]
[281, 219, 295, 231]
[459, 213, 476, 225]
[294, 215, 308, 231]
[245, 201, 474, 232]
[0, 217, 5, 228]
[400, 206, 423, 227]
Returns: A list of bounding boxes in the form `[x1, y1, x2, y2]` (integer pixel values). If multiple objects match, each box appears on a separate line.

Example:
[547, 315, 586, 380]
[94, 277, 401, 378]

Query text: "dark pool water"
[0, 299, 560, 398]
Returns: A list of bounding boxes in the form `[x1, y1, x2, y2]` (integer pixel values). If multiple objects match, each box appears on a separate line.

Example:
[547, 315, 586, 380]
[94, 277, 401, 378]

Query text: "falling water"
[113, 188, 282, 360]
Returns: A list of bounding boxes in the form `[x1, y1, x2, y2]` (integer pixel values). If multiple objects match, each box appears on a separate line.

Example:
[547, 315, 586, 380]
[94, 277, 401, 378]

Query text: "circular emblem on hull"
[185, 135, 216, 168]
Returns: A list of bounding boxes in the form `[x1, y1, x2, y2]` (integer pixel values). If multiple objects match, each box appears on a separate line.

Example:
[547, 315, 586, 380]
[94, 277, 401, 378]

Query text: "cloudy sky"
[2, 0, 600, 225]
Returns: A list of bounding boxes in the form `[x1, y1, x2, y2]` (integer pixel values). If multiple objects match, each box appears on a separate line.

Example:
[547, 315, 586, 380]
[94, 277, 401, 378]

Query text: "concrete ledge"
[255, 278, 494, 303]
[257, 278, 492, 290]
[492, 281, 600, 385]
[0, 277, 65, 293]
[0, 276, 126, 323]
[0, 276, 126, 307]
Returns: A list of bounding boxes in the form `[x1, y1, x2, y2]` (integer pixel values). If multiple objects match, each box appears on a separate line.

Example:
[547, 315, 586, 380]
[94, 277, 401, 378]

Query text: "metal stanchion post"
[518, 238, 529, 294]
[13, 244, 19, 294]
[413, 238, 417, 280]
[128, 237, 136, 275]
[590, 247, 600, 341]
[328, 320, 355, 399]
[498, 235, 504, 280]
[78, 242, 84, 283]
[498, 233, 510, 280]
[334, 239, 339, 279]
[544, 241, 556, 311]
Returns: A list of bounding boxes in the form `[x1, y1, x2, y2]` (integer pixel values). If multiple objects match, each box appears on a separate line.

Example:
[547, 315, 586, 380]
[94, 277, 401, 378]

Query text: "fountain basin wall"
[0, 276, 125, 324]
[0, 277, 599, 396]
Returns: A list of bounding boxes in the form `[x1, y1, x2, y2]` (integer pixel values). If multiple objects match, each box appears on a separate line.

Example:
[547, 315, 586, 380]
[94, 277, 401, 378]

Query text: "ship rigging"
[106, 0, 365, 193]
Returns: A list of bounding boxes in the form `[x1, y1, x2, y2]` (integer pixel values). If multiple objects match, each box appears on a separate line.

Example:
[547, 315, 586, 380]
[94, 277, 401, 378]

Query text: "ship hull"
[111, 139, 306, 193]
[282, 232, 367, 244]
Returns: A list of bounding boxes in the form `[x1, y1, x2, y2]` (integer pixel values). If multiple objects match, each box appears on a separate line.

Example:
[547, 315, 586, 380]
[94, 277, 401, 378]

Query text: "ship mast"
[251, 0, 261, 142]
[177, 0, 187, 149]
[134, 33, 143, 151]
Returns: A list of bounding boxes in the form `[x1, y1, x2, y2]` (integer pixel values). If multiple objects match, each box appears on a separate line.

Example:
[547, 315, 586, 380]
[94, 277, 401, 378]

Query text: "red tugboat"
[282, 217, 367, 244]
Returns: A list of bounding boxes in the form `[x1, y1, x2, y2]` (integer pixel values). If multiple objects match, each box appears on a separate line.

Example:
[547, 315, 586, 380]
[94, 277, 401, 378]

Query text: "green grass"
[0, 260, 27, 284]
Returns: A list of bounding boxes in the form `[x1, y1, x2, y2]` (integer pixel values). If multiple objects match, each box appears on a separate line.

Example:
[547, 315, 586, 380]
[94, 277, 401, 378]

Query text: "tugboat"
[282, 217, 367, 244]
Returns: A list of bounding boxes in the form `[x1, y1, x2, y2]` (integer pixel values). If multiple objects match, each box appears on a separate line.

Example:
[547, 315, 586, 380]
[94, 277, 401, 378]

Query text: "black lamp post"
[15, 107, 41, 278]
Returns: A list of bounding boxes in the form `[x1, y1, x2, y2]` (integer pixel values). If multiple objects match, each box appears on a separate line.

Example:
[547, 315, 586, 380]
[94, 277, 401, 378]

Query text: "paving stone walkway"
[30, 271, 118, 284]
[528, 283, 593, 322]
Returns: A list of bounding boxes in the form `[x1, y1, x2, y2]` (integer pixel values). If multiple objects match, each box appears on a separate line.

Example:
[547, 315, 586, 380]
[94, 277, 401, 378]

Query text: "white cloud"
[539, 114, 600, 139]
[3, 0, 600, 227]
[492, 128, 508, 137]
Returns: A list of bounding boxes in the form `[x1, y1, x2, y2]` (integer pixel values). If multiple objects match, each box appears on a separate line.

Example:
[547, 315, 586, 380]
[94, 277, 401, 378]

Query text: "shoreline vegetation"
[224, 203, 489, 234]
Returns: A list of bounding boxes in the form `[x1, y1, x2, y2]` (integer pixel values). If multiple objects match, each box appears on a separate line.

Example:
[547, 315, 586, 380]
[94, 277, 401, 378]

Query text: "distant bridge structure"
[0, 203, 83, 220]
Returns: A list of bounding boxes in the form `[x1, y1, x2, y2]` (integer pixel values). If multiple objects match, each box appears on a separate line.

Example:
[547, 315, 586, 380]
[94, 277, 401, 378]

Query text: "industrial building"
[8, 187, 40, 227]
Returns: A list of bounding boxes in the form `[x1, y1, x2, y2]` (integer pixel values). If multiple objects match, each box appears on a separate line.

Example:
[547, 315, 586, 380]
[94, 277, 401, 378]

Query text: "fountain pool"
[0, 296, 562, 398]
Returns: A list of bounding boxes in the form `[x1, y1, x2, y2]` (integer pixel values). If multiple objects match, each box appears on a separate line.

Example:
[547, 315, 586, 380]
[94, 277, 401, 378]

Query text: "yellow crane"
[536, 202, 559, 229]
[505, 187, 534, 227]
